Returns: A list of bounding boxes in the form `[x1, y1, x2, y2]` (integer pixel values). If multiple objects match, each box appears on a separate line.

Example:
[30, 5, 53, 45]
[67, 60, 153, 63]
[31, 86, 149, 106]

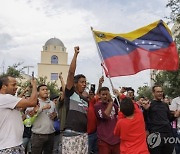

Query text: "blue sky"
[0, 0, 172, 93]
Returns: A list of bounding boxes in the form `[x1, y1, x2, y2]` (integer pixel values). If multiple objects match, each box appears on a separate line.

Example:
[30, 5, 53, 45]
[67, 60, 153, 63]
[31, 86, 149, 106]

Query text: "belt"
[33, 133, 54, 136]
[64, 129, 84, 135]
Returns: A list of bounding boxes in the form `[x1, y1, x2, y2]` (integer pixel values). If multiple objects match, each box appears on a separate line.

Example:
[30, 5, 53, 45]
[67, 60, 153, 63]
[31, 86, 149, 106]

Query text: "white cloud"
[0, 0, 172, 94]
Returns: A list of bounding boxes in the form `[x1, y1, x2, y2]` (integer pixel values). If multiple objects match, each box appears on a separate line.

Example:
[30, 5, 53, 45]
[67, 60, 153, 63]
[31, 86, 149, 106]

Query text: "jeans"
[97, 139, 119, 154]
[53, 134, 60, 154]
[149, 132, 174, 154]
[23, 137, 31, 153]
[88, 132, 98, 154]
[31, 133, 54, 154]
[173, 128, 180, 154]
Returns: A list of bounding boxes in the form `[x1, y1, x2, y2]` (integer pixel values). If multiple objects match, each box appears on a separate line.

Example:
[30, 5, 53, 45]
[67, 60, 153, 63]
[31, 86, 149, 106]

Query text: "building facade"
[38, 38, 69, 86]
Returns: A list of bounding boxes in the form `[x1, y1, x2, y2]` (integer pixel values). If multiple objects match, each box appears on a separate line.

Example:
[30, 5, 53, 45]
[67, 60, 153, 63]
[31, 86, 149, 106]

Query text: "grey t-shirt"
[32, 98, 56, 134]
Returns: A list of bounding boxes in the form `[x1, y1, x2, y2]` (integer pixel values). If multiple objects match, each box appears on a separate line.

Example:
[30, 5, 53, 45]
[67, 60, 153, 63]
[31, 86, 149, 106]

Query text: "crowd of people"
[0, 46, 180, 154]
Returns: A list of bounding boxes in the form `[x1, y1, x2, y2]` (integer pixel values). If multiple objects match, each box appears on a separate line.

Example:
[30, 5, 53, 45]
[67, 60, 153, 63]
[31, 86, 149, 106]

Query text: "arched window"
[51, 73, 58, 80]
[51, 55, 58, 64]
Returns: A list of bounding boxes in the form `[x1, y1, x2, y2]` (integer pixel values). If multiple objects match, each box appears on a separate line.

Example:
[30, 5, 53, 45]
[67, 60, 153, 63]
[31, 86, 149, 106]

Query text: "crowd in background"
[1, 46, 180, 154]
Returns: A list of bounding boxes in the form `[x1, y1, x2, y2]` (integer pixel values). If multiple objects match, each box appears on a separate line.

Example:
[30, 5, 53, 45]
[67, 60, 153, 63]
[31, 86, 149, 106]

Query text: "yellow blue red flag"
[92, 20, 179, 77]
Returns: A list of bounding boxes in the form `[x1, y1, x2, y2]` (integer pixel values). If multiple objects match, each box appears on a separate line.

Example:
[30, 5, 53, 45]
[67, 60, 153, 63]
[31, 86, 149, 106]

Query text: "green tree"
[137, 86, 153, 100]
[153, 69, 180, 98]
[153, 34, 180, 98]
[18, 76, 60, 98]
[36, 76, 60, 97]
[0, 63, 60, 98]
[166, 0, 180, 23]
[153, 27, 180, 98]
[149, 0, 180, 98]
[0, 62, 25, 78]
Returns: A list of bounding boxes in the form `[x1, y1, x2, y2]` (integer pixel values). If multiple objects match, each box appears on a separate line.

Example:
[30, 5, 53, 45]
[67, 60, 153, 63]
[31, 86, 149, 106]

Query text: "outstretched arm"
[16, 79, 38, 108]
[104, 94, 114, 117]
[59, 72, 65, 101]
[66, 46, 80, 90]
[96, 76, 104, 94]
[18, 86, 30, 98]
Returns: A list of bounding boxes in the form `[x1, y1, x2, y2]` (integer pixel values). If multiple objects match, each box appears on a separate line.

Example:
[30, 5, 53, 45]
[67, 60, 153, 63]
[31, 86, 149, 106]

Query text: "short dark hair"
[50, 94, 59, 101]
[37, 84, 47, 92]
[152, 85, 162, 92]
[139, 96, 145, 99]
[74, 74, 86, 83]
[120, 97, 135, 116]
[60, 86, 63, 92]
[0, 76, 10, 89]
[127, 87, 134, 93]
[99, 87, 110, 93]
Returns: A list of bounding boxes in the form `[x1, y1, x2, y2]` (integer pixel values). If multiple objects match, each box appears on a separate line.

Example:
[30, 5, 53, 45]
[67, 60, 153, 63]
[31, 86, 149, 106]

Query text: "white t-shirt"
[0, 94, 22, 150]
[169, 97, 180, 128]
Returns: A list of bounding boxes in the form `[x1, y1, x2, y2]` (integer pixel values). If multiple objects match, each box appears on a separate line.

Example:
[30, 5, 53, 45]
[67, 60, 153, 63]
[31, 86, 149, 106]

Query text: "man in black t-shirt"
[62, 46, 88, 154]
[143, 85, 179, 154]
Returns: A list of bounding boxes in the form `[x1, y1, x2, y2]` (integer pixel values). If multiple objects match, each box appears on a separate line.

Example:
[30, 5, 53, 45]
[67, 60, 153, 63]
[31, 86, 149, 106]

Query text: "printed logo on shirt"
[98, 109, 103, 118]
[110, 106, 115, 119]
[147, 132, 161, 149]
[78, 98, 88, 108]
[78, 98, 88, 112]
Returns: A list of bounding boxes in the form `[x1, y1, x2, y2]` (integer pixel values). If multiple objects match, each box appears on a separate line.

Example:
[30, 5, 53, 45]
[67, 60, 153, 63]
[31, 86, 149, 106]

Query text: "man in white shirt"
[0, 76, 37, 154]
[169, 97, 180, 154]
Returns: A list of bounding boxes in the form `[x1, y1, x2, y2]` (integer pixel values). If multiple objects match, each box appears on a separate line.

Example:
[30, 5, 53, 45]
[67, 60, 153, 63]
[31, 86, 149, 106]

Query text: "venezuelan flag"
[93, 20, 179, 77]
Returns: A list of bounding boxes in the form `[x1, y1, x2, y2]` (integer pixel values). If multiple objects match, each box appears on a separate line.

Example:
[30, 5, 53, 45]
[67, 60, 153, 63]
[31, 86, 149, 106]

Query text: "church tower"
[38, 37, 69, 85]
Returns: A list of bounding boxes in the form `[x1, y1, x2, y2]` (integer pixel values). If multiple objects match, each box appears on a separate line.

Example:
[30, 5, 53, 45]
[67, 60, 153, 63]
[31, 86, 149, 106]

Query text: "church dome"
[45, 37, 64, 47]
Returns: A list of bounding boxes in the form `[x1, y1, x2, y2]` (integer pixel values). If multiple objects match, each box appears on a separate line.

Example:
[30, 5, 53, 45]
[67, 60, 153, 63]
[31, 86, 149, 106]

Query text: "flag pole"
[90, 27, 120, 108]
